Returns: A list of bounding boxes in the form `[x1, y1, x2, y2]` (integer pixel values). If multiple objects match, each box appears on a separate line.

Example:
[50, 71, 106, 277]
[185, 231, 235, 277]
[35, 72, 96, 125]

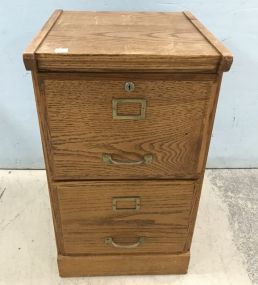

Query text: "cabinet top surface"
[37, 11, 217, 57]
[23, 10, 233, 72]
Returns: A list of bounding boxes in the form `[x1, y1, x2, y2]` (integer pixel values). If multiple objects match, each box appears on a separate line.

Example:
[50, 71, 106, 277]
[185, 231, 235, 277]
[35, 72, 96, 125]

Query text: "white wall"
[0, 0, 257, 168]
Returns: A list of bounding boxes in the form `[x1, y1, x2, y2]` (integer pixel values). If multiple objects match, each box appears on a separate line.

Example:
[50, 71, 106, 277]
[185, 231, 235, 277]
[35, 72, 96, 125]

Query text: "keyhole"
[125, 82, 135, 92]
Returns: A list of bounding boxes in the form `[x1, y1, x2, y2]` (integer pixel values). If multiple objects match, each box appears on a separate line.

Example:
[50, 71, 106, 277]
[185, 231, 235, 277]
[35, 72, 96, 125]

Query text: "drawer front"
[56, 180, 195, 255]
[42, 74, 217, 180]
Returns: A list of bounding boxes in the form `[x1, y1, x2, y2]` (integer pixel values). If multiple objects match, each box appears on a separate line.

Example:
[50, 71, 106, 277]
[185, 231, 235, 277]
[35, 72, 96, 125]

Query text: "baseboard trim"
[58, 252, 190, 277]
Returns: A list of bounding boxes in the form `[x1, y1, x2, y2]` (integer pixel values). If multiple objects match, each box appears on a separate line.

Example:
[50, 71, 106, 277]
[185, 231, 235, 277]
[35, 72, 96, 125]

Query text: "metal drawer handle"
[105, 237, 145, 249]
[102, 153, 153, 165]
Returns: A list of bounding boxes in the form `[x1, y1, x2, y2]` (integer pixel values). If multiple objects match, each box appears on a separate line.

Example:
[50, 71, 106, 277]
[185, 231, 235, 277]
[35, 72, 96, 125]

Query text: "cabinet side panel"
[197, 75, 222, 174]
[31, 71, 64, 253]
[185, 74, 223, 251]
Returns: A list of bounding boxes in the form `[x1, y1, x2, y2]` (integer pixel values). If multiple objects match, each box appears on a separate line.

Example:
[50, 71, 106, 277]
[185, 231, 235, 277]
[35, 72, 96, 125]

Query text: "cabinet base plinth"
[58, 252, 190, 277]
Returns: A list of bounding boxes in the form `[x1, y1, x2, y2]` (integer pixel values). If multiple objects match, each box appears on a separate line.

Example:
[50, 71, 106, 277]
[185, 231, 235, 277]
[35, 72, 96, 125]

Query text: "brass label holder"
[112, 196, 141, 211]
[112, 98, 146, 120]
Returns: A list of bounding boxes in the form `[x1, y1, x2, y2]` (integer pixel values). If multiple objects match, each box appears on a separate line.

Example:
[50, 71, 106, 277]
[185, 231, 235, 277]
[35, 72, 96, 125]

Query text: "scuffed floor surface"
[0, 169, 257, 285]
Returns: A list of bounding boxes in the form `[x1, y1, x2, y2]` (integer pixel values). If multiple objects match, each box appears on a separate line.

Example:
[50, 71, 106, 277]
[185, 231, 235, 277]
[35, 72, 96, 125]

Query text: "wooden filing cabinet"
[23, 10, 233, 276]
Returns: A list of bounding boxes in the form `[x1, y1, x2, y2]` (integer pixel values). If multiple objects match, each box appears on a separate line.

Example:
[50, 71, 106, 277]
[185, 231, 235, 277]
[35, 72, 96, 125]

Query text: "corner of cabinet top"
[23, 10, 233, 73]
[23, 9, 63, 71]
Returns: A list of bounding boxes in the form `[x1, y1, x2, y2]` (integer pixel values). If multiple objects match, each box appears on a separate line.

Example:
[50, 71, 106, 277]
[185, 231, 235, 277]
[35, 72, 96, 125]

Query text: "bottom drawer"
[56, 180, 196, 255]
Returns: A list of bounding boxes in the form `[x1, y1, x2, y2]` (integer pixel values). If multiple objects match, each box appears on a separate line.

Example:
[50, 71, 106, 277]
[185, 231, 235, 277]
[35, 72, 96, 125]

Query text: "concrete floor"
[0, 169, 257, 285]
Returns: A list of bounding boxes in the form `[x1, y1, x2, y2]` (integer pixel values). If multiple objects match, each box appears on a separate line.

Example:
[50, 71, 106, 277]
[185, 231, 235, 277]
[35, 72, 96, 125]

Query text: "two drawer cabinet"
[23, 10, 233, 276]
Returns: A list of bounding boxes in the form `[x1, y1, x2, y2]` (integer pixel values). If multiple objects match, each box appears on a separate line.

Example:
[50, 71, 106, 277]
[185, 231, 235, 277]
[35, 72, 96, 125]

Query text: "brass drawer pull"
[105, 237, 145, 249]
[102, 153, 152, 165]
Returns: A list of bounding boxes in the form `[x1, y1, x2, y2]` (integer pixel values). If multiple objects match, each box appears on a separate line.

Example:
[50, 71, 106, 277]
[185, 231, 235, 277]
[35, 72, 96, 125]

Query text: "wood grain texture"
[185, 74, 224, 251]
[56, 180, 195, 255]
[23, 11, 228, 72]
[23, 10, 63, 70]
[197, 74, 223, 175]
[184, 178, 203, 251]
[36, 55, 220, 73]
[38, 11, 217, 57]
[58, 252, 190, 276]
[23, 11, 233, 277]
[31, 71, 64, 253]
[40, 73, 218, 180]
[183, 11, 233, 72]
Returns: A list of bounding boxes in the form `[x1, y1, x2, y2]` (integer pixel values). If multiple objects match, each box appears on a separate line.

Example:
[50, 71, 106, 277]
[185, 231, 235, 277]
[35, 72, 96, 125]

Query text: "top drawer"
[40, 73, 218, 180]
